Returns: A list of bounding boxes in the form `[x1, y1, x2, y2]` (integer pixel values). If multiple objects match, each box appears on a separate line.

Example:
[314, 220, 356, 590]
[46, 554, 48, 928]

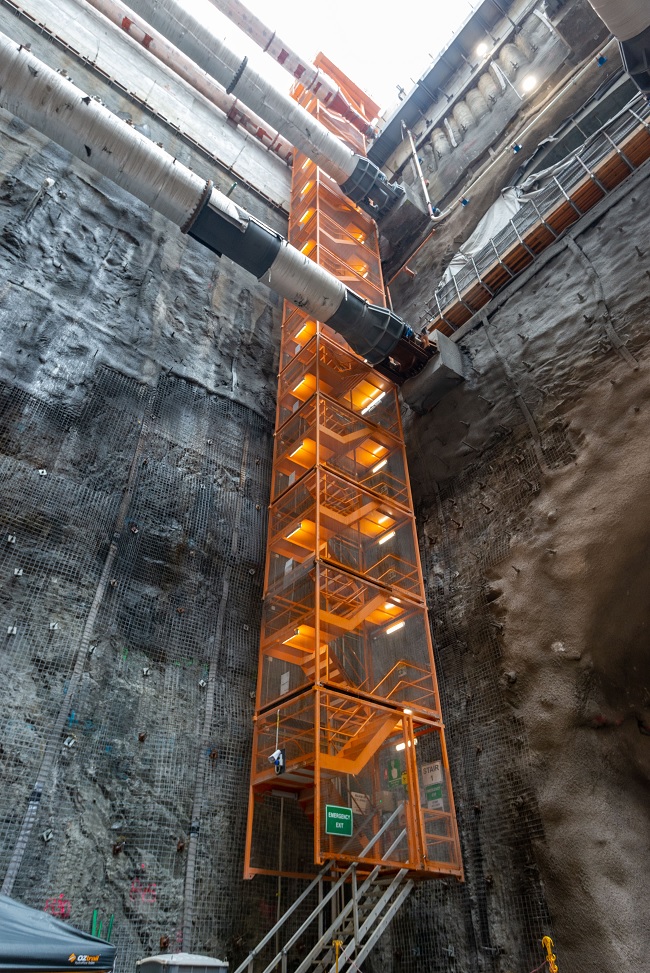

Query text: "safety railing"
[233, 803, 406, 973]
[427, 95, 650, 334]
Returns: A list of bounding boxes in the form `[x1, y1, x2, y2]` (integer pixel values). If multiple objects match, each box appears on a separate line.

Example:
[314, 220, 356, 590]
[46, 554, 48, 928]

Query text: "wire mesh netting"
[0, 365, 280, 969]
[384, 427, 575, 973]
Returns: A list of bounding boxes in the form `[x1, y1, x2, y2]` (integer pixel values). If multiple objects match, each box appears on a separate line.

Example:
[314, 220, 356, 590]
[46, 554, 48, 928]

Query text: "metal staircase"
[234, 804, 414, 973]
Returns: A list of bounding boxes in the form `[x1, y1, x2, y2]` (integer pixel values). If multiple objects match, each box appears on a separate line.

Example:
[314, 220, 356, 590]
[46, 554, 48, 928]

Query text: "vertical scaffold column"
[244, 58, 463, 881]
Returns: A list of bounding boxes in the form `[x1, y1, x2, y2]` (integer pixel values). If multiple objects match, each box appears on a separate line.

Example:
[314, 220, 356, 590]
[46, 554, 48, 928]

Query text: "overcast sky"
[193, 0, 479, 119]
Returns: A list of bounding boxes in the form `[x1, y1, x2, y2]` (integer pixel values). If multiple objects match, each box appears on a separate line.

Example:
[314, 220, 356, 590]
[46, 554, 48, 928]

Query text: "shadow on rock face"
[494, 357, 650, 972]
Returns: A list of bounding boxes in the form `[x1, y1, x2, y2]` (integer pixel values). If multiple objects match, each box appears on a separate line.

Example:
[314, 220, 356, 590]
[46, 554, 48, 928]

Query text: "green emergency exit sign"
[325, 804, 353, 836]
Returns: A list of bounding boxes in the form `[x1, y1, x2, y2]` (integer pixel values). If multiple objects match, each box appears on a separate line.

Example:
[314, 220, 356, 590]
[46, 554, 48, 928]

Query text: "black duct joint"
[620, 25, 650, 93]
[189, 201, 282, 279]
[329, 290, 406, 364]
[340, 157, 405, 220]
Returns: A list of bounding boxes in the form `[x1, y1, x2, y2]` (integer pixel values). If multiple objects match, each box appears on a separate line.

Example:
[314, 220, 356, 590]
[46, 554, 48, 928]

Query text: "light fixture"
[289, 442, 304, 458]
[521, 75, 537, 93]
[386, 620, 405, 635]
[378, 530, 396, 546]
[475, 41, 488, 57]
[403, 708, 412, 715]
[384, 602, 395, 610]
[361, 390, 386, 415]
[372, 458, 388, 474]
[395, 738, 417, 751]
[292, 380, 305, 394]
[285, 524, 302, 540]
[295, 322, 313, 342]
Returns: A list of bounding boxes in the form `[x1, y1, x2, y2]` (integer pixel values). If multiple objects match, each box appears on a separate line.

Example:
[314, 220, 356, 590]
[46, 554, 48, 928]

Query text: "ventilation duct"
[84, 0, 293, 164]
[0, 31, 410, 367]
[125, 0, 404, 218]
[206, 0, 375, 138]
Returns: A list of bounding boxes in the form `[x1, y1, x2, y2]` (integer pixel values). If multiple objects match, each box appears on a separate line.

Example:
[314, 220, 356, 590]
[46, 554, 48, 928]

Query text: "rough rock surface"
[0, 104, 283, 968]
[497, 358, 650, 971]
[391, 163, 650, 970]
[1, 31, 649, 973]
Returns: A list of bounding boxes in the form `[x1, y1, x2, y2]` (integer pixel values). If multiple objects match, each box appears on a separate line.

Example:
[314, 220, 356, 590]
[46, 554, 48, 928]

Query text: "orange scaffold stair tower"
[244, 57, 463, 882]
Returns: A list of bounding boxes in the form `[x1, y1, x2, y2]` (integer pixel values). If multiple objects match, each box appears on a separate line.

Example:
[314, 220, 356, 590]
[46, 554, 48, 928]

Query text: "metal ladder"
[233, 803, 414, 973]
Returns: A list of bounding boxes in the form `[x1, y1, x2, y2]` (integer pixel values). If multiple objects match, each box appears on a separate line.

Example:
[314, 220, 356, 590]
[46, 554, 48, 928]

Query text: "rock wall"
[0, 106, 286, 967]
[391, 161, 650, 971]
[1, 37, 649, 973]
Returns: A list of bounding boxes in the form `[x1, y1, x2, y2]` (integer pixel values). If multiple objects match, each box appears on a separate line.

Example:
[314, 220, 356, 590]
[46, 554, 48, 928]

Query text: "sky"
[192, 0, 479, 120]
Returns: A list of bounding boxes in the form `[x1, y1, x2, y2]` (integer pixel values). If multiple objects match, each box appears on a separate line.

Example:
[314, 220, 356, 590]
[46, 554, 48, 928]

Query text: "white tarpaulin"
[441, 187, 521, 284]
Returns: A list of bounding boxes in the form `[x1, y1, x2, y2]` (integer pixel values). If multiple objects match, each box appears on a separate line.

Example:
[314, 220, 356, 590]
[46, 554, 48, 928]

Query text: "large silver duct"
[127, 0, 354, 180]
[206, 0, 375, 138]
[0, 31, 410, 367]
[125, 0, 404, 218]
[84, 0, 294, 164]
[587, 0, 650, 91]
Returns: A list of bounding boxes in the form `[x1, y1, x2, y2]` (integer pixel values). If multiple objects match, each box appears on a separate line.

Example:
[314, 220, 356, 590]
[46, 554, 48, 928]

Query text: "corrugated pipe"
[206, 0, 376, 138]
[125, 0, 403, 218]
[0, 31, 408, 365]
[84, 0, 293, 164]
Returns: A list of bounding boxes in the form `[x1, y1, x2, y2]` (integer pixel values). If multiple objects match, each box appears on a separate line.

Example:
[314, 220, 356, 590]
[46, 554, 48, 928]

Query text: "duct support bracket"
[400, 332, 465, 412]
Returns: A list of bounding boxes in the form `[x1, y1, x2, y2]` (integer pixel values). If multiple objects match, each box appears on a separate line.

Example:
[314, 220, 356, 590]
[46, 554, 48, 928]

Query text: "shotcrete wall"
[0, 106, 286, 966]
[1, 57, 649, 973]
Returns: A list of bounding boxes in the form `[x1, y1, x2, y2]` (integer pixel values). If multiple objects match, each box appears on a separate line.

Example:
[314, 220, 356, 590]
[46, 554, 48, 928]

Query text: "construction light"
[386, 620, 405, 635]
[361, 390, 386, 415]
[521, 75, 537, 93]
[296, 322, 313, 342]
[289, 441, 304, 458]
[378, 530, 396, 546]
[475, 42, 488, 57]
[285, 524, 302, 540]
[384, 602, 395, 610]
[403, 708, 412, 715]
[395, 739, 417, 751]
[372, 458, 388, 474]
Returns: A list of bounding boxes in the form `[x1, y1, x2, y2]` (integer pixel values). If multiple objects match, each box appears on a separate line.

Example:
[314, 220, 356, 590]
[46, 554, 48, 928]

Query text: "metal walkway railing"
[426, 95, 650, 335]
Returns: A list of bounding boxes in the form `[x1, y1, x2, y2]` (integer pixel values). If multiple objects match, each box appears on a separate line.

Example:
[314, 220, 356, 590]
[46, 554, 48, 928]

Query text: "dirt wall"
[393, 162, 650, 971]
